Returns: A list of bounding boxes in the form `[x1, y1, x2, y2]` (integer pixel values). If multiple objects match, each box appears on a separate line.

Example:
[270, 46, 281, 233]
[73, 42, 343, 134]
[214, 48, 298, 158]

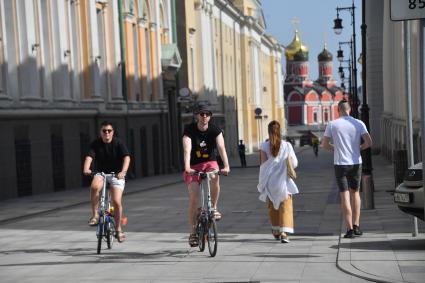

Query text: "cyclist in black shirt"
[83, 121, 130, 243]
[183, 104, 230, 247]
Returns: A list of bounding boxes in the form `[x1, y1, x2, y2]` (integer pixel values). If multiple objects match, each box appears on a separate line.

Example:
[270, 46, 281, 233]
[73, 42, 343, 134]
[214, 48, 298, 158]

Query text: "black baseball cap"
[195, 104, 212, 115]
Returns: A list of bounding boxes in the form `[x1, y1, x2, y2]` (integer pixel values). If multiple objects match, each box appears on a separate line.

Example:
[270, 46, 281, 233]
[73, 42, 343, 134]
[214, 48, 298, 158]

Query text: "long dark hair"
[268, 120, 281, 157]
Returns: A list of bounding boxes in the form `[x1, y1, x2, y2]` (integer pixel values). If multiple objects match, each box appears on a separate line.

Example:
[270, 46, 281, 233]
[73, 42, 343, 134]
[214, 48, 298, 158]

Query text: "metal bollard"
[361, 174, 375, 209]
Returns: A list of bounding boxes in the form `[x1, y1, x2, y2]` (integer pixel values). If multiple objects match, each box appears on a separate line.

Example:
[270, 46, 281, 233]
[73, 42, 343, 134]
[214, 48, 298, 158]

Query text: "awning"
[161, 43, 182, 70]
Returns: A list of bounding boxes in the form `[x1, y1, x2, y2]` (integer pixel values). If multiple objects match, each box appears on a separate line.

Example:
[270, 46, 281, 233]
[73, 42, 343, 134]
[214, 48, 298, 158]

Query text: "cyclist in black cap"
[182, 104, 230, 247]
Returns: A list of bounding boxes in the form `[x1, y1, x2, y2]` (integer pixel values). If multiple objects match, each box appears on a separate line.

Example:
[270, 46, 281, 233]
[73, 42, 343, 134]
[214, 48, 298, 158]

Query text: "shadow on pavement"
[334, 238, 425, 251]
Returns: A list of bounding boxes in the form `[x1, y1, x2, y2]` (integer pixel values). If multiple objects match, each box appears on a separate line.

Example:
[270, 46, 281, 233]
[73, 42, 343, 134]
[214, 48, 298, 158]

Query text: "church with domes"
[284, 30, 345, 129]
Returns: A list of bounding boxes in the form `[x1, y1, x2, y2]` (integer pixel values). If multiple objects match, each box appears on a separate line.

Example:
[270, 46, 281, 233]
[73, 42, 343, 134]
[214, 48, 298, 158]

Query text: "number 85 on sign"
[391, 0, 425, 21]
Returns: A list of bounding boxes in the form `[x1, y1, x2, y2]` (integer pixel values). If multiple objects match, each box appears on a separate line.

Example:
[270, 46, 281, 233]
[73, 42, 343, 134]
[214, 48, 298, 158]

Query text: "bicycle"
[193, 169, 222, 257]
[93, 172, 116, 254]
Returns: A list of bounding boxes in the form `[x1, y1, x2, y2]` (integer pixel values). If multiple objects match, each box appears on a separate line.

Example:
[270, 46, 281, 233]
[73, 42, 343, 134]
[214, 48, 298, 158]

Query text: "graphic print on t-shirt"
[196, 140, 209, 158]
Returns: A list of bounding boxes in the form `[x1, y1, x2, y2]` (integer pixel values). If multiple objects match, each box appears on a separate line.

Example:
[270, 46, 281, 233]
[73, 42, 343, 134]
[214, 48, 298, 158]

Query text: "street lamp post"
[338, 60, 352, 100]
[333, 1, 359, 118]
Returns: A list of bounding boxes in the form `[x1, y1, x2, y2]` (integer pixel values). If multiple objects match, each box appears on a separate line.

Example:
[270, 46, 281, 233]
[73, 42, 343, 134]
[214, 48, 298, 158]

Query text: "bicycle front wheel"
[207, 219, 218, 257]
[106, 218, 115, 249]
[197, 221, 206, 252]
[97, 223, 104, 254]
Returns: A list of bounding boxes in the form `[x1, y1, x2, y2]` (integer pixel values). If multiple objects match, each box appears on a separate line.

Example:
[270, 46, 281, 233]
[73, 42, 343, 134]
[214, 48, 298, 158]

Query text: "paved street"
[0, 147, 424, 283]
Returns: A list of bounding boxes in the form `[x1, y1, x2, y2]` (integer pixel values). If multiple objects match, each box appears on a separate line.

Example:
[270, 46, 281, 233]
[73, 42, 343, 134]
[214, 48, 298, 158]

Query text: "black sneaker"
[343, 229, 355, 238]
[353, 225, 363, 236]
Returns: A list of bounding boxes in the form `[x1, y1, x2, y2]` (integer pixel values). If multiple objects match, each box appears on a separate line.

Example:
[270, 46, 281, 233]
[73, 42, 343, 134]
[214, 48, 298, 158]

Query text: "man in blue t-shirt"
[322, 100, 372, 239]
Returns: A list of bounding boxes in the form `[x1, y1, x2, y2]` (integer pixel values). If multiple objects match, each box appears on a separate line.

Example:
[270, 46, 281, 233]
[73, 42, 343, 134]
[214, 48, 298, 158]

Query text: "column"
[52, 0, 72, 101]
[0, 0, 7, 98]
[16, 0, 40, 100]
[111, 0, 123, 101]
[88, 0, 101, 98]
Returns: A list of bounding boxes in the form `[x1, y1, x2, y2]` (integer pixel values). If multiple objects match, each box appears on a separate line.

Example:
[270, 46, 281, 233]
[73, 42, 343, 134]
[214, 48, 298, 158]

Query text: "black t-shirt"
[183, 123, 222, 165]
[87, 138, 130, 173]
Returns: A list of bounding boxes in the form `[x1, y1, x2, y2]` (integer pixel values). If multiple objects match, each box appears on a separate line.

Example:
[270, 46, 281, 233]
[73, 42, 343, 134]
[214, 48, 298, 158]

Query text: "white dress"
[257, 141, 299, 210]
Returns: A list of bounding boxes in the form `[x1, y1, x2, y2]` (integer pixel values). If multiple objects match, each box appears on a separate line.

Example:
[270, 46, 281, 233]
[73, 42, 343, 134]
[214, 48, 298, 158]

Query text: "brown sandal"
[189, 233, 198, 247]
[213, 209, 222, 221]
[88, 217, 99, 226]
[116, 230, 126, 243]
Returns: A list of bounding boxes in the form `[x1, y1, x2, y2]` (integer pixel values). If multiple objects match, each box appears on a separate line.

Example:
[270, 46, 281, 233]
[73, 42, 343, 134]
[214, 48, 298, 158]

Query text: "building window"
[51, 125, 66, 191]
[140, 127, 149, 176]
[152, 124, 160, 174]
[324, 108, 329, 122]
[14, 126, 32, 197]
[79, 123, 91, 187]
[313, 109, 318, 123]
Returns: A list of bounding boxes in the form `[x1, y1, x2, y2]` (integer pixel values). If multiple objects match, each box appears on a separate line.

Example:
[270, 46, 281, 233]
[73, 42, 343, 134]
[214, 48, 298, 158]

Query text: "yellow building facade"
[177, 0, 285, 154]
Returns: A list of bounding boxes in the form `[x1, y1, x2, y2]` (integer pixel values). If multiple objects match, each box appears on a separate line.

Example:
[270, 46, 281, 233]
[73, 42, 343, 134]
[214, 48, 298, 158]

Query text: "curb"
[336, 219, 412, 283]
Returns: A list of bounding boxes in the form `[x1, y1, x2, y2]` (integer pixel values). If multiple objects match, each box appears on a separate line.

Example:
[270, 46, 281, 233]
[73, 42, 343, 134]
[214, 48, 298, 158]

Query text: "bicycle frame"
[95, 172, 116, 254]
[198, 169, 219, 220]
[194, 169, 219, 257]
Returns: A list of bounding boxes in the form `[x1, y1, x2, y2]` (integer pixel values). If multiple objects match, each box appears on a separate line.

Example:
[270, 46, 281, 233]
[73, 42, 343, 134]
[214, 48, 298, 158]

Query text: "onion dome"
[318, 45, 333, 61]
[294, 47, 309, 61]
[285, 30, 309, 60]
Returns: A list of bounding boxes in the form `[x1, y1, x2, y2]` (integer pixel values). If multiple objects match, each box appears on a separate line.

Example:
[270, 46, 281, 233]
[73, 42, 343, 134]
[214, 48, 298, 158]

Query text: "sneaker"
[343, 229, 355, 239]
[280, 233, 290, 243]
[272, 231, 280, 240]
[353, 225, 363, 236]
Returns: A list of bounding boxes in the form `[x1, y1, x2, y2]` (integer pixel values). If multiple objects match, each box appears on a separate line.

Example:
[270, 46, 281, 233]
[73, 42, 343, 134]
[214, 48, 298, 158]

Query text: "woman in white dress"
[257, 121, 299, 243]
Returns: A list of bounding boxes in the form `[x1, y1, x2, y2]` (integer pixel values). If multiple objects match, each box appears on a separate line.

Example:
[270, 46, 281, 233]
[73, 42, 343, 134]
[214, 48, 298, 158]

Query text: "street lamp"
[359, 0, 374, 209]
[333, 1, 359, 119]
[338, 59, 353, 111]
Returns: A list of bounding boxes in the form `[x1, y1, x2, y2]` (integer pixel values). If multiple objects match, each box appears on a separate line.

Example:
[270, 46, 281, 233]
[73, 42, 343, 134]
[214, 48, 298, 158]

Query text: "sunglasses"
[199, 112, 212, 117]
[102, 129, 113, 134]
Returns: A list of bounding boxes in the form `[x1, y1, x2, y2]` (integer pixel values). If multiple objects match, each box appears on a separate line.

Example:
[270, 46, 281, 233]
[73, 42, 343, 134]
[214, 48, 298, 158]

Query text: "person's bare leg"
[340, 191, 353, 230]
[210, 175, 220, 209]
[90, 176, 103, 219]
[187, 182, 200, 233]
[111, 187, 124, 232]
[351, 189, 361, 226]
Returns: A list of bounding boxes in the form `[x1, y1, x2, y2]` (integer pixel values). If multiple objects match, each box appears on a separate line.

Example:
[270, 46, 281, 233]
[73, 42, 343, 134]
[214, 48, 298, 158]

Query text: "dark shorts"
[334, 164, 362, 192]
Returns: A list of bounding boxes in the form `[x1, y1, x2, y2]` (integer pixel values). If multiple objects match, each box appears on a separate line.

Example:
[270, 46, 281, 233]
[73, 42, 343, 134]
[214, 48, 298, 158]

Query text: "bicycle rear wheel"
[106, 218, 115, 249]
[207, 219, 218, 257]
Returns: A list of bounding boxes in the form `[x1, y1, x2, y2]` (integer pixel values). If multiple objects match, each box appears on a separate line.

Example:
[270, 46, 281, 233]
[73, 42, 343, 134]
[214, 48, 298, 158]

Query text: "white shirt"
[324, 115, 368, 165]
[257, 140, 299, 210]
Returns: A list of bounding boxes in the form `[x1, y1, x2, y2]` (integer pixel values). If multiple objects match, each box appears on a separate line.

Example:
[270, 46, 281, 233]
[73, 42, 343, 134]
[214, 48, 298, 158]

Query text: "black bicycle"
[94, 172, 116, 254]
[193, 169, 221, 257]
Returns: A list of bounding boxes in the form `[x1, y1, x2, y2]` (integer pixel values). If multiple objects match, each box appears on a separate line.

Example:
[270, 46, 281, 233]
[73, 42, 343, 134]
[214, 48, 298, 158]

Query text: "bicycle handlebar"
[90, 172, 116, 177]
[189, 169, 228, 176]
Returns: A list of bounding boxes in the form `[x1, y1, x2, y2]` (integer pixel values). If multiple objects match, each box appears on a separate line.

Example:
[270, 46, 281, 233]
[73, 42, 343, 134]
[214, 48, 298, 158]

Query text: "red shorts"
[183, 161, 219, 185]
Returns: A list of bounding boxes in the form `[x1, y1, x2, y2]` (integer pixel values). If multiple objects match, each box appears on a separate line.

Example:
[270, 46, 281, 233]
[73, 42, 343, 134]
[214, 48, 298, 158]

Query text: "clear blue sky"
[261, 0, 362, 87]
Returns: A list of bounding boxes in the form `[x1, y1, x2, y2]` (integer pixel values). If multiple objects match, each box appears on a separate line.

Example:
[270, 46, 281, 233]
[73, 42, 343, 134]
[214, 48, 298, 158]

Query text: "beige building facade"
[366, 0, 423, 163]
[0, 0, 180, 199]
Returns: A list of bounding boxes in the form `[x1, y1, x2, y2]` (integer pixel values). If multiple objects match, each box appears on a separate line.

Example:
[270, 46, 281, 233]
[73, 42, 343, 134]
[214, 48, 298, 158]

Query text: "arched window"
[159, 2, 169, 44]
[313, 108, 318, 123]
[324, 108, 329, 122]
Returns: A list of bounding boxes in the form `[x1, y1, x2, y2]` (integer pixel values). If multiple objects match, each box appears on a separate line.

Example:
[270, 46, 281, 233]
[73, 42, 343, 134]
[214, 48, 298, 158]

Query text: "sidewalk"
[337, 154, 425, 283]
[1, 148, 424, 282]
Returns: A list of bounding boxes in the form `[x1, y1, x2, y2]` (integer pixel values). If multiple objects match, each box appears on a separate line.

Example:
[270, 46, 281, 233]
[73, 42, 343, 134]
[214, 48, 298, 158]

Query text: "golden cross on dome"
[291, 17, 300, 32]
